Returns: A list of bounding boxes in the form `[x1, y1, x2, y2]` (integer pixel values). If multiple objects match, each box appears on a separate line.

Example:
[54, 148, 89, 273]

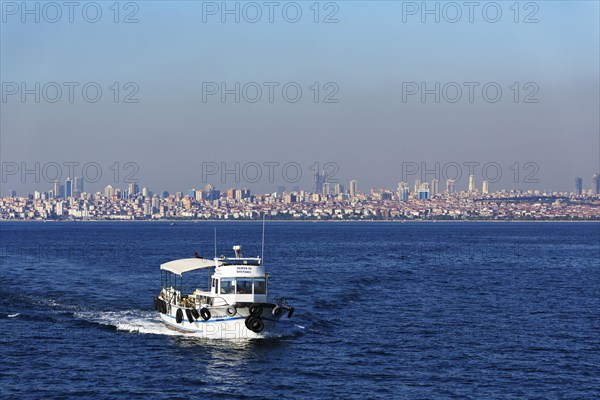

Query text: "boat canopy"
[160, 258, 220, 275]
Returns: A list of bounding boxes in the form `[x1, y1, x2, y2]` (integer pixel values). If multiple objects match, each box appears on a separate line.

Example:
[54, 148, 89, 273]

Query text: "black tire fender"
[175, 308, 183, 323]
[249, 317, 264, 333]
[200, 307, 211, 321]
[249, 304, 262, 316]
[245, 315, 255, 330]
[191, 308, 200, 319]
[226, 306, 237, 316]
[272, 305, 282, 317]
[185, 308, 194, 323]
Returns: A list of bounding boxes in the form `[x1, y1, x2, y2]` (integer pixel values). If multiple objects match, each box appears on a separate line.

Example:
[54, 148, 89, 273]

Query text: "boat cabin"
[159, 246, 268, 308]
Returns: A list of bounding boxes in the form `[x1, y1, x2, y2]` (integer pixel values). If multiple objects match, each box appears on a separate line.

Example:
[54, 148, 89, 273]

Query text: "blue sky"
[1, 1, 599, 194]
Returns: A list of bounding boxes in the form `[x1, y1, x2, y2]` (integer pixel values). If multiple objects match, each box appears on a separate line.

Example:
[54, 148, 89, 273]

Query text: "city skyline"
[5, 169, 600, 199]
[6, 170, 600, 201]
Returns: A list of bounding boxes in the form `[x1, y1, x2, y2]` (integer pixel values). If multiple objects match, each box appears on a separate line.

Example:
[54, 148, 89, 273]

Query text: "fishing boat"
[153, 245, 294, 339]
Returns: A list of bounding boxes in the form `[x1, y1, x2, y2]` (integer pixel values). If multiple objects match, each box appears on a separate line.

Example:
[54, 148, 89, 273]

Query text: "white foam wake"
[75, 310, 191, 336]
[74, 309, 305, 339]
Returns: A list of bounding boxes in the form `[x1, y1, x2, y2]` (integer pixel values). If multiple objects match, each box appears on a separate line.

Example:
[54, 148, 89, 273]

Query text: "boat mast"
[261, 214, 265, 264]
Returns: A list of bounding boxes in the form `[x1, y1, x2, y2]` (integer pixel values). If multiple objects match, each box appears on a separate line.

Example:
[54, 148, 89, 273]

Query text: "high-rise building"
[313, 171, 324, 194]
[322, 182, 330, 196]
[446, 179, 455, 193]
[574, 177, 583, 195]
[55, 201, 64, 216]
[65, 177, 73, 198]
[9, 190, 16, 197]
[349, 180, 358, 198]
[142, 187, 149, 197]
[54, 180, 61, 198]
[418, 183, 430, 200]
[74, 177, 84, 196]
[104, 185, 115, 198]
[482, 181, 489, 194]
[468, 175, 475, 192]
[128, 182, 139, 196]
[431, 179, 439, 196]
[414, 179, 421, 194]
[397, 182, 409, 202]
[592, 173, 599, 194]
[188, 189, 196, 199]
[331, 183, 341, 195]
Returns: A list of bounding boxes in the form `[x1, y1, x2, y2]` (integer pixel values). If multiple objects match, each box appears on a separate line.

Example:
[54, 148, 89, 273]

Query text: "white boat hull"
[159, 305, 286, 339]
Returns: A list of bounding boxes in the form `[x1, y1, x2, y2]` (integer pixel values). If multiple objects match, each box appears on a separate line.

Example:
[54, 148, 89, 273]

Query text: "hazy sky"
[1, 1, 599, 195]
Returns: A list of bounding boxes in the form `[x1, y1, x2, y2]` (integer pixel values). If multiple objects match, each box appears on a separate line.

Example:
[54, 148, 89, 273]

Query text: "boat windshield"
[221, 278, 235, 294]
[236, 278, 252, 294]
[254, 278, 266, 294]
[219, 277, 267, 295]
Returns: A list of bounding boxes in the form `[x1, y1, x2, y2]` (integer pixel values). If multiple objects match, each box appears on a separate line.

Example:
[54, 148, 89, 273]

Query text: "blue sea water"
[0, 221, 599, 399]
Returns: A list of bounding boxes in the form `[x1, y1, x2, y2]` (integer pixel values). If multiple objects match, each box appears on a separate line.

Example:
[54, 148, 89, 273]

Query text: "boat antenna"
[261, 214, 266, 263]
[214, 226, 217, 259]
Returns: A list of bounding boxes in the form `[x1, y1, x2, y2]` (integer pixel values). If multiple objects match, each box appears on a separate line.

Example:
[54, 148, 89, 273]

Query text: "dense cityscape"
[2, 172, 599, 221]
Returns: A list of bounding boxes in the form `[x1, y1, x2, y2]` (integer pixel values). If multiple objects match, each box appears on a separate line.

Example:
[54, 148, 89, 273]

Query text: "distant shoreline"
[1, 219, 598, 223]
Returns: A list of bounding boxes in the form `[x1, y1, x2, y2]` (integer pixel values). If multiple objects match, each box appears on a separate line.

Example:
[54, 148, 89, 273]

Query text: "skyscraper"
[65, 177, 73, 198]
[414, 179, 421, 194]
[74, 177, 84, 196]
[104, 185, 115, 198]
[446, 179, 455, 193]
[468, 175, 475, 192]
[349, 180, 358, 198]
[482, 181, 489, 194]
[54, 180, 60, 199]
[331, 183, 341, 195]
[418, 183, 430, 200]
[397, 182, 409, 202]
[313, 171, 324, 194]
[129, 182, 139, 196]
[592, 173, 599, 195]
[431, 179, 439, 196]
[574, 177, 583, 195]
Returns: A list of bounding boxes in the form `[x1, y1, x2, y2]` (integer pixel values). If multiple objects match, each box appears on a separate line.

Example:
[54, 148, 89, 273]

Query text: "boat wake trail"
[74, 310, 305, 339]
[75, 310, 187, 336]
